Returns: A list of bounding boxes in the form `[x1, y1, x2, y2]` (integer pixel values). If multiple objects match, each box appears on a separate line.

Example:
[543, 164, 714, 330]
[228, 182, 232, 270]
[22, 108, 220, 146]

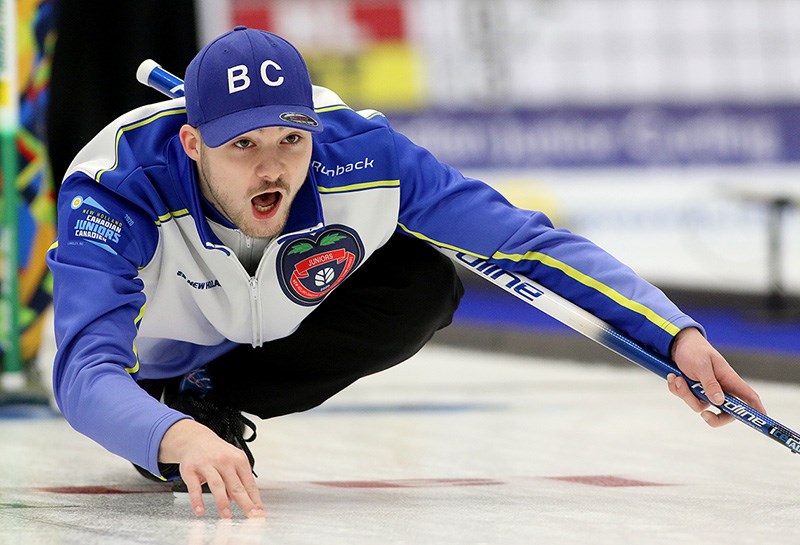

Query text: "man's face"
[180, 125, 313, 239]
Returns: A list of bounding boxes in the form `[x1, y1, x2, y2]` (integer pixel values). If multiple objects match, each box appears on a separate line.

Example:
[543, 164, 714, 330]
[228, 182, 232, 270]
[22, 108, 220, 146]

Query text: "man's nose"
[254, 149, 284, 181]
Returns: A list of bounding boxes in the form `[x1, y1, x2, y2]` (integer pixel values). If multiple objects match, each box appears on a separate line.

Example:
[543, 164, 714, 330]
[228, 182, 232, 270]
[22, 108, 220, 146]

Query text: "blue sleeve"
[392, 130, 702, 357]
[47, 175, 187, 476]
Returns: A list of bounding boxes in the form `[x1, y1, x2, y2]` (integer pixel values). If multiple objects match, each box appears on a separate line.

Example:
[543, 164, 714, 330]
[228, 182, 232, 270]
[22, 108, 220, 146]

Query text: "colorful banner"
[232, 0, 421, 109]
[3, 0, 56, 365]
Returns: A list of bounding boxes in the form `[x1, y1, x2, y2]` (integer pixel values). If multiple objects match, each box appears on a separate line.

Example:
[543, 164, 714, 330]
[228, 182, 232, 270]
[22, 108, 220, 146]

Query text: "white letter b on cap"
[228, 65, 251, 93]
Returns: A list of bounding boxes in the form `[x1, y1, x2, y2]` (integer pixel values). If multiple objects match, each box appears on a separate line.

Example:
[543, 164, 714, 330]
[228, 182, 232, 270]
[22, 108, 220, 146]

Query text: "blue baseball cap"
[184, 26, 322, 148]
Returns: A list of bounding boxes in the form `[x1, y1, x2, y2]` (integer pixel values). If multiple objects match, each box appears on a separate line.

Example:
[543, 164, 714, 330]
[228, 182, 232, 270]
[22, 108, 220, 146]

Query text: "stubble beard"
[197, 155, 291, 239]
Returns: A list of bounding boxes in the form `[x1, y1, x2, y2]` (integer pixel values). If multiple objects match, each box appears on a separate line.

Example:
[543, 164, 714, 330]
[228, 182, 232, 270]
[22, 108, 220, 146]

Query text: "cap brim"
[199, 104, 323, 147]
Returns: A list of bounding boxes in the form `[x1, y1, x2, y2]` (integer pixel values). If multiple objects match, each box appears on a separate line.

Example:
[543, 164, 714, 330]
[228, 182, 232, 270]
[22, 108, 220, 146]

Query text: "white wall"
[469, 166, 800, 294]
[408, 0, 800, 105]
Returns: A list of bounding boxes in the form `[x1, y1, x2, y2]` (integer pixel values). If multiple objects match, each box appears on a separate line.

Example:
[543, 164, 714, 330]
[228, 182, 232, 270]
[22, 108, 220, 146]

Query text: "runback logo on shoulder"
[277, 225, 364, 306]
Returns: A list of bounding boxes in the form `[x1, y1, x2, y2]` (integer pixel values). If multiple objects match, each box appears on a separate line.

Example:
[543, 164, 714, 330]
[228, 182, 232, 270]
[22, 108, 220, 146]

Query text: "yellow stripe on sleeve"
[315, 104, 350, 114]
[154, 208, 190, 226]
[396, 223, 489, 259]
[126, 346, 140, 375]
[318, 179, 400, 194]
[493, 250, 680, 335]
[95, 108, 186, 184]
[127, 303, 146, 374]
[133, 303, 146, 327]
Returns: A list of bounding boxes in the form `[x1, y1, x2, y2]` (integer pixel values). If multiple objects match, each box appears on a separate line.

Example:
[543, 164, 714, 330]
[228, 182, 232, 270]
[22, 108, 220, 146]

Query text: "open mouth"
[251, 191, 283, 219]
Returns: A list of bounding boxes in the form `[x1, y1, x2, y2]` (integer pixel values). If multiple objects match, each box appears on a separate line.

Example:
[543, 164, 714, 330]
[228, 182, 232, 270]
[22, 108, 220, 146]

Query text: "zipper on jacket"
[244, 235, 253, 266]
[248, 276, 263, 347]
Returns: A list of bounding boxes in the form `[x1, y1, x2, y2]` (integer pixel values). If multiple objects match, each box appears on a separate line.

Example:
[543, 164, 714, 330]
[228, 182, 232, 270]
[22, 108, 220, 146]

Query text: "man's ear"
[179, 124, 201, 161]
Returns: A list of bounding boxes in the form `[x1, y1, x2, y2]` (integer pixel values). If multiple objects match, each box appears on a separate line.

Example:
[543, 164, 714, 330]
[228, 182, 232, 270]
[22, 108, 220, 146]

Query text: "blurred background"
[3, 0, 800, 394]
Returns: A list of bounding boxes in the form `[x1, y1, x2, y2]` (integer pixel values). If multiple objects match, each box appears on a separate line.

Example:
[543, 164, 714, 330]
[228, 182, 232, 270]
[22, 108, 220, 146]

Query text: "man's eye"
[284, 134, 302, 144]
[234, 139, 253, 149]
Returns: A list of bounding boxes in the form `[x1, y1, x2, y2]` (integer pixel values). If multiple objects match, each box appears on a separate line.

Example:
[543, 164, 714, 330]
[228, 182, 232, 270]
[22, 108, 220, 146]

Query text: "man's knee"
[370, 235, 464, 339]
[407, 245, 463, 332]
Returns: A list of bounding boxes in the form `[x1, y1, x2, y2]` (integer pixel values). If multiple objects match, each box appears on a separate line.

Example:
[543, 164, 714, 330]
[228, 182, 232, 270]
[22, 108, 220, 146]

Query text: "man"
[47, 27, 764, 520]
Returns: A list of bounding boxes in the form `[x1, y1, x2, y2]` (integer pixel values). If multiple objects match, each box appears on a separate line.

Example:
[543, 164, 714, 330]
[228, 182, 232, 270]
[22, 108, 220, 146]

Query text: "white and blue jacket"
[47, 87, 701, 476]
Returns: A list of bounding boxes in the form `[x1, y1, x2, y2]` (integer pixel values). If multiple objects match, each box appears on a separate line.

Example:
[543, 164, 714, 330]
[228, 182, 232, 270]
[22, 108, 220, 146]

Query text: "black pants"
[141, 235, 463, 419]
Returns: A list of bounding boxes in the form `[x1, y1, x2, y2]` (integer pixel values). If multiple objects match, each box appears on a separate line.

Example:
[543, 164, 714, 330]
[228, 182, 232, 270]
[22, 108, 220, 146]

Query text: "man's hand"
[159, 419, 265, 519]
[667, 327, 766, 427]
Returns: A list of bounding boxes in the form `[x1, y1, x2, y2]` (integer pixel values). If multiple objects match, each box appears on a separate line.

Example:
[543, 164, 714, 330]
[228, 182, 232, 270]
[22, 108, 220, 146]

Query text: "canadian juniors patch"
[66, 195, 128, 255]
[277, 225, 364, 306]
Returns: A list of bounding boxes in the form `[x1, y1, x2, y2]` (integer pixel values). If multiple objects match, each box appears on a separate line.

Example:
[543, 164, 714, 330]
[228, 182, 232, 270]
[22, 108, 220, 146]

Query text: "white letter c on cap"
[260, 60, 284, 86]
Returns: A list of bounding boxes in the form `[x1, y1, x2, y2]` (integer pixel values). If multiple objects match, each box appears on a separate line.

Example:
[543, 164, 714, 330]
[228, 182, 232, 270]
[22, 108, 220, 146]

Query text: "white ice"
[1, 343, 798, 545]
